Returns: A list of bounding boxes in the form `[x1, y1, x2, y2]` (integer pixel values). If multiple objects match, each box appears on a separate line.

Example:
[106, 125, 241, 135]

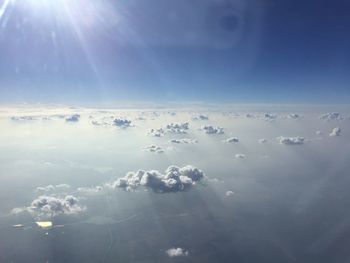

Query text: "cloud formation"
[65, 114, 80, 122]
[319, 112, 342, 121]
[329, 127, 341, 137]
[225, 137, 239, 143]
[113, 118, 132, 128]
[192, 114, 209, 121]
[277, 136, 305, 145]
[166, 247, 189, 257]
[109, 165, 205, 193]
[165, 122, 189, 134]
[36, 184, 71, 193]
[14, 195, 85, 218]
[201, 125, 224, 134]
[235, 154, 245, 159]
[143, 145, 164, 153]
[169, 138, 198, 144]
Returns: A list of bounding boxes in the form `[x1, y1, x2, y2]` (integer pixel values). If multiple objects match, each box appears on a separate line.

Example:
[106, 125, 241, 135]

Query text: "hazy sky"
[0, 0, 350, 103]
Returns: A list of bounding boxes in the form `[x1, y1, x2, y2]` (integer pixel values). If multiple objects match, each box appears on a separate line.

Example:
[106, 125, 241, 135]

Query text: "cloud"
[277, 136, 305, 145]
[319, 112, 343, 121]
[259, 138, 268, 144]
[264, 113, 277, 121]
[143, 145, 164, 154]
[201, 125, 224, 134]
[113, 118, 132, 128]
[225, 137, 239, 143]
[235, 153, 245, 159]
[169, 138, 198, 144]
[149, 123, 189, 136]
[77, 186, 104, 196]
[329, 127, 341, 137]
[165, 122, 189, 134]
[109, 165, 205, 193]
[316, 130, 323, 136]
[225, 190, 235, 197]
[35, 184, 71, 193]
[288, 114, 300, 119]
[166, 247, 189, 257]
[65, 114, 80, 122]
[192, 114, 209, 121]
[14, 195, 85, 218]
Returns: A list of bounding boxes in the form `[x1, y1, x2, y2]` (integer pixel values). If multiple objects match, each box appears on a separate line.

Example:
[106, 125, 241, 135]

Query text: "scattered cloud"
[201, 125, 224, 134]
[77, 186, 104, 196]
[259, 138, 268, 144]
[277, 136, 305, 145]
[109, 165, 205, 193]
[143, 145, 165, 154]
[166, 247, 189, 257]
[329, 127, 341, 137]
[165, 122, 189, 134]
[225, 137, 239, 143]
[319, 112, 343, 121]
[113, 118, 132, 128]
[192, 114, 209, 121]
[36, 184, 71, 193]
[169, 138, 198, 144]
[225, 190, 235, 197]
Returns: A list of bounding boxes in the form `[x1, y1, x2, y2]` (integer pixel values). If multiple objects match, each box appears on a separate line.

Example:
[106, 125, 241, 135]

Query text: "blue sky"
[0, 0, 349, 103]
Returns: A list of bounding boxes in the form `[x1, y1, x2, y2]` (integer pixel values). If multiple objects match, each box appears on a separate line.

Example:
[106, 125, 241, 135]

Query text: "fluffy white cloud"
[113, 118, 132, 128]
[288, 114, 300, 119]
[109, 165, 205, 193]
[149, 128, 165, 137]
[65, 114, 80, 122]
[201, 125, 224, 134]
[77, 186, 104, 196]
[329, 127, 341, 137]
[277, 136, 305, 145]
[169, 138, 198, 144]
[165, 122, 189, 134]
[264, 113, 277, 121]
[225, 137, 239, 143]
[143, 145, 164, 154]
[14, 195, 85, 218]
[166, 247, 189, 257]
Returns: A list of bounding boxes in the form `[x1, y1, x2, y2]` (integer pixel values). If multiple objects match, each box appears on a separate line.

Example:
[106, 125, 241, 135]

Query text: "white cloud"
[149, 128, 165, 137]
[259, 138, 268, 144]
[329, 127, 341, 137]
[109, 165, 205, 193]
[192, 114, 209, 121]
[201, 125, 224, 134]
[225, 137, 239, 143]
[165, 122, 189, 134]
[316, 130, 323, 136]
[35, 184, 71, 193]
[277, 136, 305, 145]
[77, 186, 104, 196]
[288, 114, 300, 119]
[166, 247, 189, 257]
[169, 138, 198, 144]
[235, 154, 245, 159]
[14, 195, 85, 218]
[143, 145, 164, 154]
[319, 112, 342, 121]
[225, 190, 235, 197]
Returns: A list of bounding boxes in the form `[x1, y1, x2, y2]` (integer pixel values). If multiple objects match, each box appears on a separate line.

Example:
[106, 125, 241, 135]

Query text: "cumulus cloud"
[109, 165, 205, 193]
[264, 113, 277, 121]
[14, 195, 85, 218]
[277, 136, 305, 145]
[166, 247, 189, 257]
[316, 130, 323, 136]
[288, 113, 300, 119]
[192, 114, 209, 121]
[201, 125, 224, 134]
[329, 127, 341, 137]
[225, 137, 239, 143]
[143, 145, 164, 154]
[113, 118, 132, 128]
[65, 114, 80, 122]
[319, 112, 342, 121]
[165, 122, 189, 134]
[169, 138, 198, 144]
[149, 128, 165, 137]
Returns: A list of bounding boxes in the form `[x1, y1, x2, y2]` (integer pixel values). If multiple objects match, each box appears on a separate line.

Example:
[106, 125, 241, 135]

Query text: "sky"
[0, 0, 350, 104]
